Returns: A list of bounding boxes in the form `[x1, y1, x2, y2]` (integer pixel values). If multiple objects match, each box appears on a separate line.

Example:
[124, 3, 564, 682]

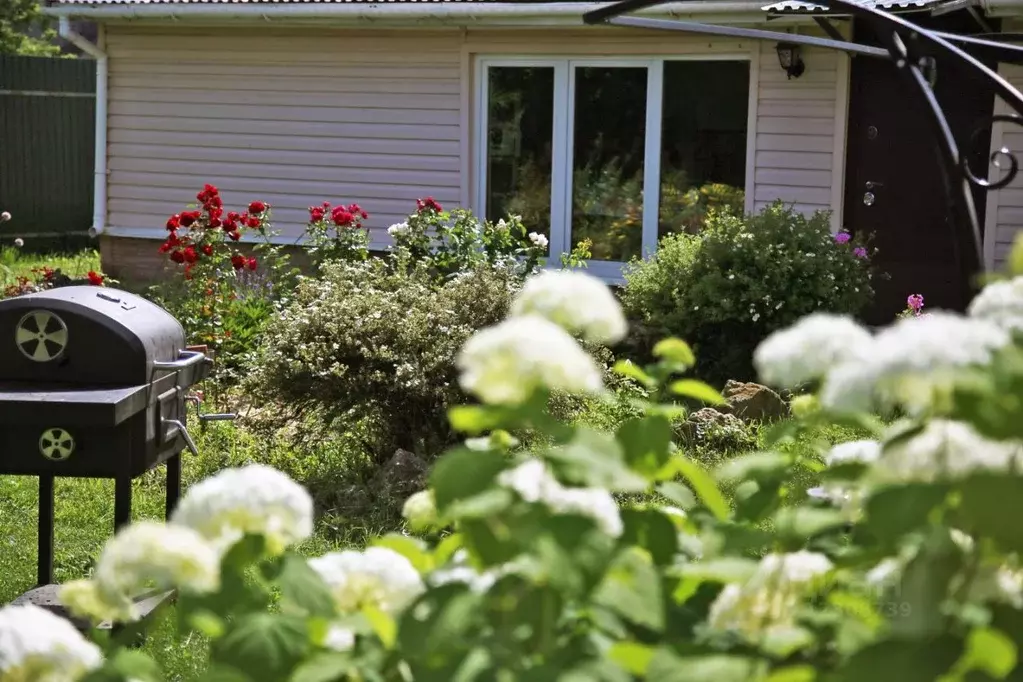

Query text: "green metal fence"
[0, 55, 96, 239]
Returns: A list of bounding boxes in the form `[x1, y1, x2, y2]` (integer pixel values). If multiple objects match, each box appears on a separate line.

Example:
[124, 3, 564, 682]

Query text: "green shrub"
[242, 258, 519, 459]
[621, 200, 875, 386]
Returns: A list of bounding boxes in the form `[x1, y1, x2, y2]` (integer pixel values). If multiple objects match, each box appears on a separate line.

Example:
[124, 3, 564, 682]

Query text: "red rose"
[223, 218, 238, 233]
[246, 217, 260, 228]
[183, 246, 199, 263]
[227, 211, 240, 221]
[209, 217, 222, 229]
[159, 241, 172, 254]
[86, 271, 104, 286]
[248, 201, 267, 215]
[201, 244, 214, 256]
[231, 254, 246, 270]
[184, 263, 194, 280]
[204, 288, 214, 297]
[179, 212, 197, 228]
[166, 233, 181, 247]
[228, 230, 241, 241]
[331, 207, 354, 227]
[170, 250, 186, 264]
[309, 206, 325, 222]
[166, 215, 180, 231]
[208, 207, 223, 221]
[246, 256, 257, 271]
[416, 197, 442, 213]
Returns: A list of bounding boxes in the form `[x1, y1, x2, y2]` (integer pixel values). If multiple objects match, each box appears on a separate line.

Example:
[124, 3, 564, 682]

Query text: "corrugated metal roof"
[763, 0, 939, 13]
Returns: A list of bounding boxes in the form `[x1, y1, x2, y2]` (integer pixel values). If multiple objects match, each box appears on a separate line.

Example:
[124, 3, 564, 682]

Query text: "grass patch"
[0, 247, 101, 284]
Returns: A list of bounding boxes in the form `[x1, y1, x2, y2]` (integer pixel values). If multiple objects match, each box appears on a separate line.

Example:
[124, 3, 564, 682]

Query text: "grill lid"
[0, 287, 186, 387]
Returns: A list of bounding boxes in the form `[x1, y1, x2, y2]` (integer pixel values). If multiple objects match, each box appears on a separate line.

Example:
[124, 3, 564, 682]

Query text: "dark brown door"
[843, 13, 997, 324]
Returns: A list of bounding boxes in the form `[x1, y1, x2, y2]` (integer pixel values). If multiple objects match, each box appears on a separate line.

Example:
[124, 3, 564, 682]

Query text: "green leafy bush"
[622, 200, 875, 386]
[242, 258, 519, 459]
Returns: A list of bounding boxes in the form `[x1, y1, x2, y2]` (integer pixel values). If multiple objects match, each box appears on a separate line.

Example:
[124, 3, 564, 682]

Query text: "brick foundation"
[99, 235, 318, 287]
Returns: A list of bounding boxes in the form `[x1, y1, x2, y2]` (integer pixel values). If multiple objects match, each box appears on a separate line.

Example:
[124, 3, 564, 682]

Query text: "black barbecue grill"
[0, 285, 227, 595]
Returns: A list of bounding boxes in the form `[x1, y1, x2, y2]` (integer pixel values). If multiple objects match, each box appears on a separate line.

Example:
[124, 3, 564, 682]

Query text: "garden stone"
[677, 407, 745, 444]
[722, 380, 789, 422]
[10, 585, 93, 633]
[371, 448, 429, 500]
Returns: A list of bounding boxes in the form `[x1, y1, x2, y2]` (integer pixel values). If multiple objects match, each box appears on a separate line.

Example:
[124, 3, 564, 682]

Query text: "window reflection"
[485, 66, 554, 251]
[659, 61, 749, 238]
[570, 66, 647, 262]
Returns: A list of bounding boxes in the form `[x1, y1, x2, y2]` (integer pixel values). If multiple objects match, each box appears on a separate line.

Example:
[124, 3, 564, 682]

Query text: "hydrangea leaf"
[673, 458, 731, 521]
[716, 452, 792, 485]
[431, 448, 507, 513]
[652, 338, 696, 368]
[613, 360, 656, 388]
[607, 642, 656, 676]
[656, 481, 697, 509]
[277, 554, 338, 619]
[834, 635, 965, 682]
[546, 427, 649, 492]
[958, 474, 1023, 553]
[212, 613, 311, 682]
[397, 583, 483, 665]
[646, 650, 760, 682]
[773, 506, 849, 543]
[863, 483, 951, 549]
[620, 508, 679, 566]
[289, 653, 355, 682]
[763, 665, 817, 682]
[617, 416, 673, 478]
[594, 548, 665, 632]
[372, 534, 434, 574]
[943, 626, 1017, 680]
[669, 379, 726, 406]
[677, 557, 760, 584]
[761, 625, 816, 659]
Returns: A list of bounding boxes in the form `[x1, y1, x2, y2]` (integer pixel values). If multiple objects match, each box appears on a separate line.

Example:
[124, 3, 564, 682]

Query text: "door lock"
[865, 181, 884, 190]
[863, 192, 876, 206]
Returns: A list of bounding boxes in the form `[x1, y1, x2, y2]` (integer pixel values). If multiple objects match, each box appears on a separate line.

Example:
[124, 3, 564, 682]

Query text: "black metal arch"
[583, 0, 1023, 282]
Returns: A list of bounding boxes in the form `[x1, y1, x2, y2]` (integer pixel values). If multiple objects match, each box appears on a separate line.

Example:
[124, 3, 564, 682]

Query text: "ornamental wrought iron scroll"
[584, 0, 1023, 281]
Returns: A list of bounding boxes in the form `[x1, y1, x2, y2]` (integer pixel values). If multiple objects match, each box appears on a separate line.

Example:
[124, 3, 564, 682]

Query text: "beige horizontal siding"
[988, 59, 1023, 270]
[104, 27, 463, 243]
[753, 41, 841, 217]
[105, 24, 846, 248]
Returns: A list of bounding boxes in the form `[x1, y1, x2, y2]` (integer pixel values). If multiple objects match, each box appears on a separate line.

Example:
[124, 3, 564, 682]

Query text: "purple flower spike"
[907, 294, 925, 312]
[834, 232, 851, 244]
[853, 247, 868, 259]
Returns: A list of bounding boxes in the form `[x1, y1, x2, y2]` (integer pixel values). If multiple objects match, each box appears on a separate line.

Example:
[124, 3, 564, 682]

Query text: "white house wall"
[102, 24, 847, 248]
[986, 50, 1023, 270]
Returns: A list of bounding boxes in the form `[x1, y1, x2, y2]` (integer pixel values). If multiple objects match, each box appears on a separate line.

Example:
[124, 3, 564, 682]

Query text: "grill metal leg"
[114, 476, 132, 531]
[165, 454, 181, 521]
[37, 474, 55, 587]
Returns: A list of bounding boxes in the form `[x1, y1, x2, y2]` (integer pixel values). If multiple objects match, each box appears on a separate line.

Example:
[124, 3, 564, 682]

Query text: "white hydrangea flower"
[509, 271, 628, 344]
[171, 464, 314, 555]
[429, 565, 499, 594]
[871, 420, 1023, 484]
[62, 521, 220, 622]
[402, 490, 438, 532]
[865, 557, 904, 588]
[825, 439, 881, 467]
[968, 276, 1023, 333]
[497, 459, 623, 537]
[0, 604, 104, 679]
[528, 232, 549, 249]
[457, 315, 605, 405]
[707, 551, 832, 640]
[387, 222, 410, 237]
[323, 625, 356, 652]
[821, 312, 1010, 413]
[753, 313, 873, 389]
[967, 565, 1023, 608]
[308, 547, 424, 616]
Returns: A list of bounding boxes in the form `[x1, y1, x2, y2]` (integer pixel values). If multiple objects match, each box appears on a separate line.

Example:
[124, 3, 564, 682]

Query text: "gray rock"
[371, 448, 429, 500]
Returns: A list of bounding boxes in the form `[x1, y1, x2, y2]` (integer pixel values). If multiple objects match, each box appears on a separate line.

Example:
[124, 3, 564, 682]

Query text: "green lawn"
[0, 247, 102, 285]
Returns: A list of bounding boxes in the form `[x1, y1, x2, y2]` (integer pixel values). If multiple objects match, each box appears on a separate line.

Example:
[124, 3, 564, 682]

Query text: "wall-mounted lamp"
[776, 42, 805, 80]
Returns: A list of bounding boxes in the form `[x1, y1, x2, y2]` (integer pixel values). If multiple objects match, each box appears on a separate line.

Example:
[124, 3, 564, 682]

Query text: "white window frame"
[474, 54, 754, 282]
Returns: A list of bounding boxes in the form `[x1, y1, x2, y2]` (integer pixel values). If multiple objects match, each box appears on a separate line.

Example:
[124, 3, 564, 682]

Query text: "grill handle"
[152, 350, 208, 372]
[162, 418, 199, 457]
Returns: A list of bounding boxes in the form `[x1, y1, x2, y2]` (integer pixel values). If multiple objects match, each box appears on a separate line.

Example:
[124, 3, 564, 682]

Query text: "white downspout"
[58, 17, 107, 238]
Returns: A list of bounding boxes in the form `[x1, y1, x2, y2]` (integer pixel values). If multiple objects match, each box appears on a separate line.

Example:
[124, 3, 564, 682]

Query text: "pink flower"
[853, 247, 868, 259]
[834, 232, 851, 244]
[907, 294, 925, 312]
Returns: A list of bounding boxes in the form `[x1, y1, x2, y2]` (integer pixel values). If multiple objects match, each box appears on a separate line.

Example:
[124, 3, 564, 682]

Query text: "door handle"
[865, 181, 884, 190]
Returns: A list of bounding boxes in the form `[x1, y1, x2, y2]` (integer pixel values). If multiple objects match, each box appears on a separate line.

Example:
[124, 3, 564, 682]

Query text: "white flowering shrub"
[23, 253, 1023, 682]
[242, 258, 519, 458]
[622, 200, 875, 386]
